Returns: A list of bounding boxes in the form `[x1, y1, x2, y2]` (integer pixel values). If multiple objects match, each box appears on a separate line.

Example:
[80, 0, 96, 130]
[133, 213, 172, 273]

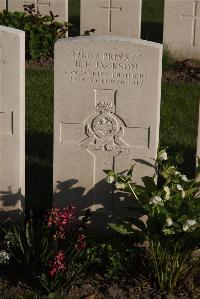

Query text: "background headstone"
[8, 0, 68, 23]
[54, 36, 162, 229]
[163, 0, 200, 60]
[80, 0, 142, 37]
[0, 26, 25, 222]
[0, 0, 6, 11]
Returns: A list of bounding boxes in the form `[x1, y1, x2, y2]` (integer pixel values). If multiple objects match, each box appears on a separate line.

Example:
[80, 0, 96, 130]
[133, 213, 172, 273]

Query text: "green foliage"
[162, 46, 175, 71]
[88, 240, 136, 279]
[6, 208, 91, 293]
[104, 149, 200, 292]
[90, 242, 124, 278]
[0, 5, 70, 60]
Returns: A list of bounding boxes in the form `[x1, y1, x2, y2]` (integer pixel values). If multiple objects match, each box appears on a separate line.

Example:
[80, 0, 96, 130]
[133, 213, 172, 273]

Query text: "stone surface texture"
[0, 0, 6, 11]
[164, 0, 200, 60]
[8, 0, 68, 23]
[0, 26, 25, 222]
[54, 36, 162, 228]
[80, 0, 142, 37]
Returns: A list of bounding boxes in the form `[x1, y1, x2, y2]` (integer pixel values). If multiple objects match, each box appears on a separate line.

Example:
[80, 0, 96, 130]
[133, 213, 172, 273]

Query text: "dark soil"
[26, 57, 54, 70]
[26, 58, 200, 84]
[1, 263, 200, 299]
[163, 59, 200, 83]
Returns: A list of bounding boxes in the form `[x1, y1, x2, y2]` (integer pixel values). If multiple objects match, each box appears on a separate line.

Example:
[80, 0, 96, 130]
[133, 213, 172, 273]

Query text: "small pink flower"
[76, 234, 87, 251]
[49, 251, 65, 277]
[46, 206, 77, 240]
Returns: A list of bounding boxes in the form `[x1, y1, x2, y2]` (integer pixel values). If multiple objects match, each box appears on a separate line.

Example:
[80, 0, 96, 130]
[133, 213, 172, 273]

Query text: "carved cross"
[59, 89, 150, 198]
[99, 0, 122, 33]
[181, 0, 200, 46]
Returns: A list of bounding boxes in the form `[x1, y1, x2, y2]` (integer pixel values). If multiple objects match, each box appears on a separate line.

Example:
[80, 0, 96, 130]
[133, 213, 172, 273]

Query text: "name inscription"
[66, 50, 148, 87]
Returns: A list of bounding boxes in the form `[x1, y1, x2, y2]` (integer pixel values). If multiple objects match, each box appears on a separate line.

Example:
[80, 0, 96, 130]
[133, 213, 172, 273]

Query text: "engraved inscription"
[67, 51, 148, 87]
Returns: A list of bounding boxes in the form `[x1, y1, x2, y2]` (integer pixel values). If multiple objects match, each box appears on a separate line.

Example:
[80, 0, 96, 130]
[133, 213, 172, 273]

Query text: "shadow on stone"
[54, 174, 146, 235]
[0, 188, 24, 225]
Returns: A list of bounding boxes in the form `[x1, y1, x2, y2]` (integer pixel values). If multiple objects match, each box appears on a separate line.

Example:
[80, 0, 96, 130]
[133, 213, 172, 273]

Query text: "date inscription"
[66, 50, 148, 87]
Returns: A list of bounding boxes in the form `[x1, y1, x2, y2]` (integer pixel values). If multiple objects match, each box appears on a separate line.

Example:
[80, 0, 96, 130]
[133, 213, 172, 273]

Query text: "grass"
[25, 67, 200, 213]
[26, 69, 53, 214]
[160, 83, 200, 176]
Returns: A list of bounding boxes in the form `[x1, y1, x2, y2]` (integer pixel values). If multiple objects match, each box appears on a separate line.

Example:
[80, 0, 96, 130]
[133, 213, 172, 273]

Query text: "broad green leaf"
[108, 222, 134, 235]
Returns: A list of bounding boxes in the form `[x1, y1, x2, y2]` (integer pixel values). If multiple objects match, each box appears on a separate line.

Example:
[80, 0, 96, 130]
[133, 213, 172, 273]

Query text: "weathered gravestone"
[54, 36, 162, 229]
[8, 0, 68, 23]
[164, 0, 200, 60]
[0, 26, 25, 222]
[0, 0, 6, 11]
[80, 0, 142, 37]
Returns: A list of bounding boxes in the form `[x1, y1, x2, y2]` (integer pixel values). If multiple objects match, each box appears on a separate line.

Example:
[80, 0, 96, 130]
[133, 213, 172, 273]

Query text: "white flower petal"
[187, 219, 196, 226]
[175, 171, 181, 176]
[158, 151, 168, 161]
[115, 182, 126, 190]
[166, 217, 173, 226]
[164, 186, 170, 200]
[183, 224, 189, 232]
[106, 175, 115, 184]
[155, 196, 162, 202]
[181, 175, 188, 182]
[177, 184, 183, 191]
[182, 190, 186, 198]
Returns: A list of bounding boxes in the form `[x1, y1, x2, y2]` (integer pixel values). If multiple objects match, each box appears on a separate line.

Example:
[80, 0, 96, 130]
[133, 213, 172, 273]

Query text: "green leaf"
[103, 169, 115, 176]
[142, 176, 157, 192]
[127, 165, 134, 178]
[186, 187, 199, 197]
[108, 223, 134, 235]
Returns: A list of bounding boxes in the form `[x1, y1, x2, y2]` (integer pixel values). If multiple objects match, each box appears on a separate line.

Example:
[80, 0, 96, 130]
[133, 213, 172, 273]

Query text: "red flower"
[49, 251, 65, 277]
[75, 234, 87, 251]
[47, 206, 77, 240]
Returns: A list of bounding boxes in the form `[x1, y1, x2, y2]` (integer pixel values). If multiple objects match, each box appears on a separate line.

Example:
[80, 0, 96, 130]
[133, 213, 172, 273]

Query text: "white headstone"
[0, 26, 25, 222]
[0, 0, 6, 11]
[8, 0, 68, 23]
[164, 0, 200, 60]
[80, 0, 142, 37]
[54, 36, 162, 228]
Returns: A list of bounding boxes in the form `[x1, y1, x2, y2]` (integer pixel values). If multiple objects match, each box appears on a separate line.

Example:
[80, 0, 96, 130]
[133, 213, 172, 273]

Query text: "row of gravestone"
[0, 0, 200, 60]
[0, 29, 199, 230]
[1, 24, 162, 229]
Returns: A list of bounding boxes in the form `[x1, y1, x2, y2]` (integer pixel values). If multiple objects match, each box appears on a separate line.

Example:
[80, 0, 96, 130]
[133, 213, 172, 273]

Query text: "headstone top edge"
[55, 35, 163, 50]
[81, 0, 143, 4]
[0, 25, 25, 36]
